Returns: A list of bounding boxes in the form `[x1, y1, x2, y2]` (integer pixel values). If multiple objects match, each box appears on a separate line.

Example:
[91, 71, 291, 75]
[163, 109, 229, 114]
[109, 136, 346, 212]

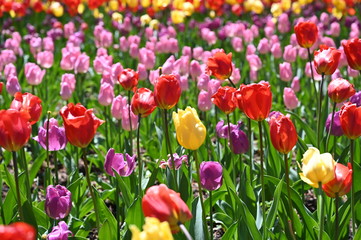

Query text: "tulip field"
[1, 1, 361, 240]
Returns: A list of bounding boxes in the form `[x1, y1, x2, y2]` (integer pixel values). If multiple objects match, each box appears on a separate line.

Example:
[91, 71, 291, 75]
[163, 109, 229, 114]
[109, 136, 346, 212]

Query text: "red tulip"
[0, 82, 3, 94]
[294, 21, 318, 48]
[328, 78, 355, 103]
[154, 74, 181, 110]
[118, 68, 138, 91]
[313, 45, 341, 75]
[0, 109, 31, 152]
[0, 222, 36, 240]
[131, 88, 157, 117]
[322, 163, 352, 198]
[142, 184, 192, 233]
[238, 82, 272, 121]
[342, 38, 361, 71]
[60, 103, 105, 148]
[206, 51, 233, 80]
[339, 102, 361, 140]
[10, 92, 42, 125]
[234, 84, 245, 112]
[269, 115, 298, 154]
[211, 86, 237, 114]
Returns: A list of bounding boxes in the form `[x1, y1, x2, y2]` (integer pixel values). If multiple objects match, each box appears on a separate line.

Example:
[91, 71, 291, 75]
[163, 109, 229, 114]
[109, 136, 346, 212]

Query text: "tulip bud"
[269, 115, 298, 154]
[6, 75, 21, 96]
[74, 53, 90, 74]
[322, 163, 352, 198]
[291, 77, 300, 92]
[142, 184, 192, 233]
[25, 62, 46, 85]
[200, 161, 223, 191]
[294, 21, 318, 48]
[45, 185, 72, 220]
[111, 95, 127, 120]
[283, 45, 297, 63]
[198, 90, 212, 112]
[327, 78, 355, 103]
[230, 128, 249, 154]
[154, 74, 181, 110]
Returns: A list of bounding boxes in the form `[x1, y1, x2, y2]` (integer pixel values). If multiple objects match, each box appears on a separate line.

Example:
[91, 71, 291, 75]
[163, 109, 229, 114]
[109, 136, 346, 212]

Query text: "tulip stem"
[318, 182, 325, 240]
[12, 151, 24, 221]
[104, 107, 109, 150]
[193, 150, 209, 240]
[325, 102, 337, 153]
[227, 77, 236, 88]
[82, 148, 100, 230]
[128, 91, 133, 155]
[136, 114, 143, 196]
[45, 111, 51, 188]
[226, 114, 236, 185]
[162, 109, 178, 191]
[335, 193, 339, 240]
[284, 153, 296, 240]
[258, 121, 266, 240]
[179, 223, 193, 240]
[209, 190, 213, 240]
[317, 73, 325, 148]
[307, 47, 318, 104]
[114, 177, 121, 240]
[54, 151, 58, 185]
[350, 139, 356, 236]
[247, 118, 253, 183]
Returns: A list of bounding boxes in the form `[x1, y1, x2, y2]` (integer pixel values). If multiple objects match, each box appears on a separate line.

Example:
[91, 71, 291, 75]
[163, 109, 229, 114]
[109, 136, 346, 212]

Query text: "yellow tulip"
[49, 2, 64, 17]
[252, 0, 264, 14]
[171, 10, 185, 24]
[126, 0, 138, 8]
[182, 2, 194, 16]
[130, 217, 174, 240]
[78, 3, 85, 14]
[332, 0, 346, 10]
[271, 3, 282, 17]
[140, 14, 152, 25]
[299, 147, 336, 188]
[292, 2, 301, 14]
[281, 0, 291, 10]
[112, 12, 123, 22]
[173, 0, 185, 9]
[173, 107, 206, 150]
[149, 19, 160, 30]
[109, 0, 119, 11]
[332, 8, 343, 19]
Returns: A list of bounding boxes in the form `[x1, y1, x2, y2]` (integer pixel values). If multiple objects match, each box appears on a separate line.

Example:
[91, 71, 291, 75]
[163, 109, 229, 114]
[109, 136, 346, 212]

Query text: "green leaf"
[221, 221, 238, 239]
[287, 111, 317, 147]
[190, 197, 205, 240]
[265, 176, 283, 229]
[125, 197, 144, 229]
[98, 220, 115, 240]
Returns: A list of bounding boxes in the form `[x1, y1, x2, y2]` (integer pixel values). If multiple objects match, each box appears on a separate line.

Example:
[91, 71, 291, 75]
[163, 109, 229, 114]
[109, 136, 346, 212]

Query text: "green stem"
[193, 150, 209, 240]
[335, 193, 339, 240]
[162, 109, 178, 191]
[226, 114, 236, 185]
[136, 115, 143, 196]
[20, 148, 31, 200]
[317, 73, 325, 148]
[115, 177, 121, 240]
[284, 153, 296, 240]
[247, 118, 253, 183]
[350, 139, 356, 236]
[258, 121, 266, 239]
[12, 151, 24, 221]
[118, 120, 122, 152]
[209, 190, 213, 240]
[318, 182, 325, 240]
[127, 91, 133, 155]
[307, 48, 318, 100]
[54, 151, 59, 185]
[45, 111, 51, 188]
[82, 148, 100, 229]
[325, 102, 337, 153]
[227, 77, 236, 88]
[104, 107, 109, 150]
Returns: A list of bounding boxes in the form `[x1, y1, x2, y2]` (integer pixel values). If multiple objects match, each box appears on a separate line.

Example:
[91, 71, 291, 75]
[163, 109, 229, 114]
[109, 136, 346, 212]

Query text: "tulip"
[206, 51, 233, 81]
[33, 118, 67, 151]
[200, 161, 223, 191]
[74, 53, 90, 74]
[269, 115, 298, 154]
[173, 107, 206, 150]
[118, 68, 139, 91]
[111, 95, 127, 120]
[60, 103, 105, 148]
[142, 184, 192, 233]
[104, 148, 136, 177]
[130, 217, 174, 240]
[0, 222, 36, 240]
[10, 92, 42, 125]
[25, 62, 46, 85]
[294, 21, 318, 48]
[211, 86, 237, 114]
[216, 120, 241, 139]
[291, 77, 300, 92]
[328, 78, 355, 103]
[6, 75, 21, 96]
[154, 74, 181, 110]
[279, 62, 293, 82]
[342, 38, 361, 70]
[198, 90, 212, 112]
[339, 102, 361, 140]
[229, 128, 249, 154]
[131, 88, 157, 118]
[45, 185, 72, 220]
[4, 63, 17, 79]
[238, 81, 272, 121]
[283, 87, 299, 110]
[257, 38, 270, 54]
[350, 91, 361, 107]
[98, 83, 114, 106]
[283, 45, 297, 63]
[37, 51, 54, 68]
[121, 104, 139, 131]
[322, 163, 352, 198]
[325, 112, 344, 136]
[160, 153, 188, 170]
[299, 147, 335, 188]
[47, 221, 72, 240]
[314, 45, 341, 75]
[0, 82, 3, 94]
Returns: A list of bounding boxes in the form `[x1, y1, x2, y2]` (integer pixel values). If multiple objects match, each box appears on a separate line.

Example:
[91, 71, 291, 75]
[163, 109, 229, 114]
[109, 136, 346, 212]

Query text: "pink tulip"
[190, 60, 202, 80]
[73, 53, 89, 74]
[291, 77, 300, 92]
[93, 55, 113, 74]
[283, 87, 299, 110]
[43, 37, 54, 52]
[162, 55, 175, 75]
[30, 37, 42, 57]
[25, 62, 46, 85]
[193, 47, 203, 60]
[231, 37, 243, 52]
[278, 13, 290, 33]
[121, 104, 138, 131]
[4, 63, 16, 79]
[279, 62, 293, 82]
[283, 45, 297, 63]
[257, 38, 270, 54]
[98, 83, 114, 106]
[37, 51, 54, 69]
[111, 63, 123, 83]
[111, 95, 127, 120]
[139, 48, 156, 70]
[247, 54, 262, 71]
[198, 90, 212, 111]
[64, 22, 76, 39]
[119, 36, 129, 52]
[182, 46, 192, 58]
[197, 73, 210, 91]
[271, 43, 283, 59]
[137, 63, 148, 81]
[6, 75, 21, 96]
[1, 50, 16, 65]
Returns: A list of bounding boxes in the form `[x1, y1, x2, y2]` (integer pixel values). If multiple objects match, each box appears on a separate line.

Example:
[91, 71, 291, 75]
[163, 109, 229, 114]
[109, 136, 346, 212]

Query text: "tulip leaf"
[189, 197, 205, 240]
[287, 111, 317, 147]
[29, 151, 46, 183]
[221, 221, 238, 239]
[116, 175, 132, 208]
[265, 176, 283, 229]
[99, 220, 115, 240]
[94, 188, 117, 230]
[125, 197, 144, 229]
[262, 121, 282, 178]
[204, 191, 227, 215]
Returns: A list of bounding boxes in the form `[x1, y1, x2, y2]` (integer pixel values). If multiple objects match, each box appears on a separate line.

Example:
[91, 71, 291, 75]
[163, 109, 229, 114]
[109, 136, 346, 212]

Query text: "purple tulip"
[325, 111, 344, 136]
[47, 221, 72, 240]
[230, 128, 249, 155]
[33, 118, 67, 151]
[350, 91, 361, 107]
[160, 153, 188, 170]
[104, 148, 136, 177]
[45, 185, 72, 220]
[216, 120, 242, 139]
[200, 161, 223, 191]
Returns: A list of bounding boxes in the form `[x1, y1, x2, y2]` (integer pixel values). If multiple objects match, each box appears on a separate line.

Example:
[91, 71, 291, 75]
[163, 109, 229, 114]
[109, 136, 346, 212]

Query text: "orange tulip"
[60, 103, 105, 148]
[154, 74, 181, 110]
[313, 45, 341, 75]
[339, 102, 361, 140]
[142, 184, 192, 233]
[211, 86, 237, 114]
[238, 82, 272, 121]
[206, 51, 233, 80]
[322, 163, 352, 198]
[294, 21, 318, 48]
[10, 92, 42, 125]
[342, 38, 361, 71]
[269, 115, 298, 154]
[0, 109, 31, 152]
